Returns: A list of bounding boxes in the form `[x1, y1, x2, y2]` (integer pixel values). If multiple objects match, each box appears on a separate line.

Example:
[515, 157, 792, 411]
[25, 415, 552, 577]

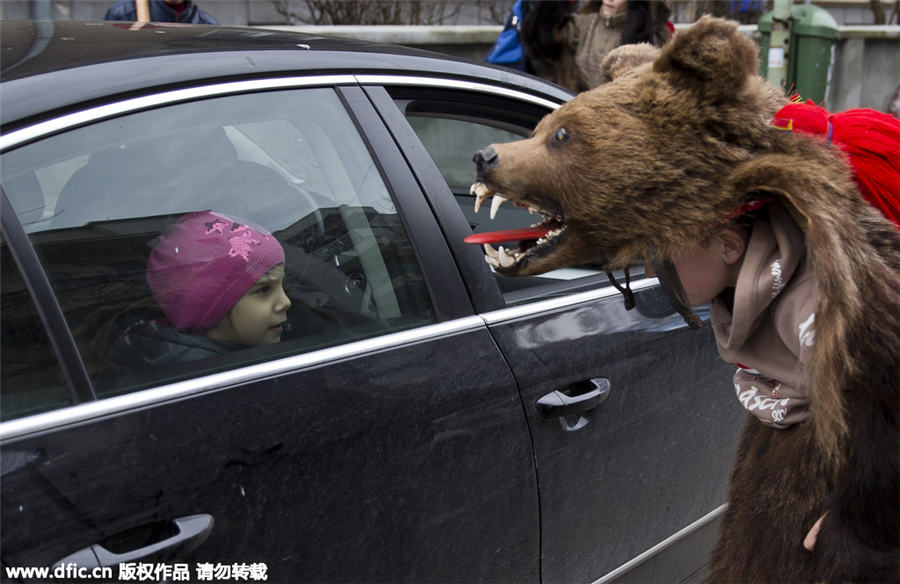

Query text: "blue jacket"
[485, 0, 528, 71]
[104, 0, 218, 24]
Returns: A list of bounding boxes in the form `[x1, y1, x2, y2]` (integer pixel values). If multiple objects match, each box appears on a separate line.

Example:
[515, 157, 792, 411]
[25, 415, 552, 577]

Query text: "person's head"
[621, 0, 673, 46]
[147, 210, 291, 346]
[649, 226, 747, 307]
[601, 0, 628, 18]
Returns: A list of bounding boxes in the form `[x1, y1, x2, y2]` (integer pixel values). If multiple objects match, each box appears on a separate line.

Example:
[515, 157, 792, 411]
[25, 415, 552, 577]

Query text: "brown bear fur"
[473, 16, 900, 582]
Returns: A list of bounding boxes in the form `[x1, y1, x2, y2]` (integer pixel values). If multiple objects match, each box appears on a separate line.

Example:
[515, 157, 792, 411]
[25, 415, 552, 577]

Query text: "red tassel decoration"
[772, 100, 900, 228]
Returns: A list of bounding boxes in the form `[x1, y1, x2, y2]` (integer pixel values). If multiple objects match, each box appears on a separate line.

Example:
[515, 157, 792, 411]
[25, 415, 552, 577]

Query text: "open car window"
[0, 87, 435, 420]
[399, 94, 645, 307]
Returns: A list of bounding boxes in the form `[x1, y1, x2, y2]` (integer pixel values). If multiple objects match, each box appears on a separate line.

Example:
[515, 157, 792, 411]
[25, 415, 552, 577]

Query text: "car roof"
[1, 20, 571, 131]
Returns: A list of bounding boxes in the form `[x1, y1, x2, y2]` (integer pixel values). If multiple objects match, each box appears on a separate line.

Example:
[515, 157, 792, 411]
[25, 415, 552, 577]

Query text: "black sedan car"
[0, 20, 744, 583]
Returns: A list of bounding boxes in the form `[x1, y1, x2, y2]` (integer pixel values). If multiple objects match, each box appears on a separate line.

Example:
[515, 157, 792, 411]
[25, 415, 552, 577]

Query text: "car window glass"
[1, 88, 435, 409]
[407, 116, 523, 194]
[406, 112, 640, 306]
[0, 234, 69, 421]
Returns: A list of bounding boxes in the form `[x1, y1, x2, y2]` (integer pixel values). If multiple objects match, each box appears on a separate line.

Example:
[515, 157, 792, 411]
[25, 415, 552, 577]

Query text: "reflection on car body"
[0, 20, 743, 583]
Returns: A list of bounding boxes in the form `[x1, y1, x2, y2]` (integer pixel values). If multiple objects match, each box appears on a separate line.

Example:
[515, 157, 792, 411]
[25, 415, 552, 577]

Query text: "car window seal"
[1, 190, 95, 405]
[340, 85, 474, 320]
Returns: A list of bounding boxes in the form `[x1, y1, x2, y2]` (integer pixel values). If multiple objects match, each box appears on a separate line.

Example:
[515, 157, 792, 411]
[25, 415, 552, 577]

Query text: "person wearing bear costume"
[470, 17, 899, 581]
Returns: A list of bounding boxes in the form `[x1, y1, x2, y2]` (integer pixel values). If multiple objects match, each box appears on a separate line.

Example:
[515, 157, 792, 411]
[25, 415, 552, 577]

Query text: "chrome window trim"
[482, 278, 659, 325]
[0, 74, 562, 153]
[0, 75, 357, 152]
[355, 74, 563, 110]
[0, 316, 484, 442]
[0, 278, 661, 441]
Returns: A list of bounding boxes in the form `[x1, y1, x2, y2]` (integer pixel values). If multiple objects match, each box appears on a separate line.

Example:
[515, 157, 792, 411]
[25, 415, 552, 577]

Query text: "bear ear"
[746, 187, 812, 232]
[653, 15, 760, 101]
[728, 158, 814, 232]
[598, 43, 659, 84]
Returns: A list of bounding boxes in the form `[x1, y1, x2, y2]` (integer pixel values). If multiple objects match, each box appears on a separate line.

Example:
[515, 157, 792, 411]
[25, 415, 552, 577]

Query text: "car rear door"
[0, 79, 538, 583]
[368, 79, 747, 583]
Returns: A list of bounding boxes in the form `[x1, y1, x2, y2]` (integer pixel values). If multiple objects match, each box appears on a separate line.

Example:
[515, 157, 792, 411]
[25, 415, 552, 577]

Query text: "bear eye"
[553, 128, 569, 143]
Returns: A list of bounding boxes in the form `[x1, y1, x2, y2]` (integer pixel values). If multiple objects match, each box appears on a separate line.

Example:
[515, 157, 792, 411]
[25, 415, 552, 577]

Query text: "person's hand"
[804, 513, 825, 551]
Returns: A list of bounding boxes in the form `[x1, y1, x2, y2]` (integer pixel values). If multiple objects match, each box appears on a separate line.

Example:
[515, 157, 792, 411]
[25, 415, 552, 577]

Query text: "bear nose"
[473, 146, 498, 175]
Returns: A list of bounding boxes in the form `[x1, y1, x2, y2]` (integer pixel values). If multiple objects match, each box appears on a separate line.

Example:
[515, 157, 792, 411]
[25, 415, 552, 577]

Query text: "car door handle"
[52, 514, 214, 570]
[537, 378, 611, 419]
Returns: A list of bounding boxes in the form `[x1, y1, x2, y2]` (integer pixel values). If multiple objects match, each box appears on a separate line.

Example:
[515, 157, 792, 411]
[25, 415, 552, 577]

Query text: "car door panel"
[602, 515, 722, 584]
[1, 325, 538, 582]
[484, 292, 743, 581]
[372, 82, 746, 581]
[1, 81, 539, 583]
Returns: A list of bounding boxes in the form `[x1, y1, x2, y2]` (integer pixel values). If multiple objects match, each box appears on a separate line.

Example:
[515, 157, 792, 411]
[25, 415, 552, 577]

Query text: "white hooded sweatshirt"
[710, 204, 817, 428]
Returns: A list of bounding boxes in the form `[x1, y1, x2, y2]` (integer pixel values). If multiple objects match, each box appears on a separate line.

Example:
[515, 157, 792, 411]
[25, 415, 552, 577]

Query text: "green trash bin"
[758, 4, 839, 103]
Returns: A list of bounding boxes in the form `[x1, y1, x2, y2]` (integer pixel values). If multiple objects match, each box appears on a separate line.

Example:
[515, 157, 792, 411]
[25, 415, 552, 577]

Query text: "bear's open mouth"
[469, 181, 566, 271]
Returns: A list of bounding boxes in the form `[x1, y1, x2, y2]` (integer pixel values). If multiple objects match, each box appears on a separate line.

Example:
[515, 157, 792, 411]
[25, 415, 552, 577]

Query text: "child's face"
[207, 264, 291, 347]
[648, 229, 745, 307]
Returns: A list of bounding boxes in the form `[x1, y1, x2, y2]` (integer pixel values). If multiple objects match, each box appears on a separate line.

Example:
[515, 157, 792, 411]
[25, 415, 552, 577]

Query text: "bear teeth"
[482, 243, 520, 269]
[470, 181, 560, 224]
[482, 225, 565, 271]
[490, 195, 508, 220]
[471, 182, 494, 214]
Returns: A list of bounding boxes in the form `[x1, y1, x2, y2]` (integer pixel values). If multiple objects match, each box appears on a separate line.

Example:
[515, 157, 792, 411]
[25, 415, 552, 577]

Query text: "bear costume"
[471, 16, 899, 582]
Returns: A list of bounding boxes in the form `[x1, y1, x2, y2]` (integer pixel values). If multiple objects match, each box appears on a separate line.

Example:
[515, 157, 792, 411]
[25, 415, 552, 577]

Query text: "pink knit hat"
[146, 211, 285, 333]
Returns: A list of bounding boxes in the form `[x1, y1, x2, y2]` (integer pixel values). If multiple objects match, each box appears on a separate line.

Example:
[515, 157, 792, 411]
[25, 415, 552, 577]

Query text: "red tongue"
[464, 226, 550, 244]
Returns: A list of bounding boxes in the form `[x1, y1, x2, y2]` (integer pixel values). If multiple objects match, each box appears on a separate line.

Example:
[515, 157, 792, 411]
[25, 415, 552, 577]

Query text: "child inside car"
[105, 210, 291, 372]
